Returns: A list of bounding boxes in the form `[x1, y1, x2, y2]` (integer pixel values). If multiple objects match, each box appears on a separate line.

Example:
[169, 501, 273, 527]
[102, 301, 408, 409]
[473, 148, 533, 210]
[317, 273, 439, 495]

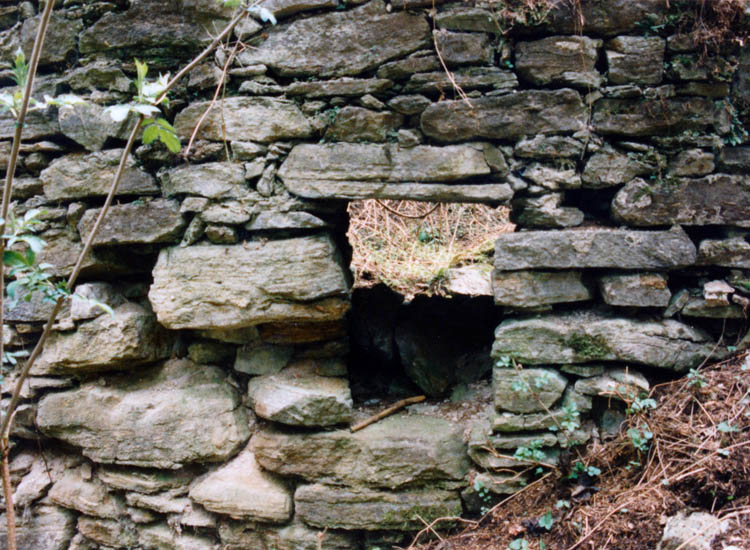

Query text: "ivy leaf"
[159, 130, 181, 153]
[19, 235, 45, 254]
[538, 511, 554, 531]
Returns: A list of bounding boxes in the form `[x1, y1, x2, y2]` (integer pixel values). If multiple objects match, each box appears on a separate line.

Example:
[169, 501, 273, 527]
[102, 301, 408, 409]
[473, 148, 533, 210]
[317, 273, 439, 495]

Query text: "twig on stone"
[350, 395, 426, 432]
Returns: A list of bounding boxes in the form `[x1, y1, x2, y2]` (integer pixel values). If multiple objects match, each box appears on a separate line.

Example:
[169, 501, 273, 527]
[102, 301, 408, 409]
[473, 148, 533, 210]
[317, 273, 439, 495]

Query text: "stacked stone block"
[0, 0, 748, 547]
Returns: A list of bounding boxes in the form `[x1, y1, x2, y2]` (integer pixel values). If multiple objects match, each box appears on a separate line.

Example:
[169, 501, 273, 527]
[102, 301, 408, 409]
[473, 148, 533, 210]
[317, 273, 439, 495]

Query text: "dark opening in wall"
[344, 199, 510, 403]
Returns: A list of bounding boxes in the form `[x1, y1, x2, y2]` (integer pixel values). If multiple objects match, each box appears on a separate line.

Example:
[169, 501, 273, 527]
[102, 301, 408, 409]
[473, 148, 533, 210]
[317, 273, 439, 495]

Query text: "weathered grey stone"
[32, 303, 171, 375]
[377, 51, 441, 80]
[543, 0, 667, 36]
[256, 0, 339, 18]
[60, 60, 132, 93]
[468, 422, 560, 468]
[492, 270, 591, 307]
[0, 505, 75, 550]
[574, 369, 649, 400]
[295, 484, 463, 531]
[512, 193, 584, 228]
[516, 36, 602, 88]
[174, 97, 313, 143]
[37, 359, 250, 468]
[200, 201, 252, 225]
[98, 467, 193, 494]
[247, 370, 352, 427]
[435, 7, 497, 32]
[404, 67, 517, 93]
[582, 149, 656, 187]
[262, 520, 357, 550]
[77, 517, 139, 549]
[0, 107, 59, 141]
[125, 492, 191, 515]
[138, 524, 216, 550]
[80, 0, 230, 56]
[239, 0, 428, 77]
[681, 298, 745, 319]
[612, 175, 750, 227]
[522, 163, 581, 190]
[445, 264, 493, 296]
[388, 94, 432, 115]
[247, 211, 328, 231]
[491, 311, 717, 370]
[668, 149, 714, 176]
[4, 288, 69, 323]
[325, 107, 403, 142]
[494, 368, 568, 413]
[606, 36, 665, 85]
[41, 150, 157, 200]
[599, 273, 671, 307]
[161, 162, 247, 199]
[149, 236, 350, 330]
[71, 283, 125, 321]
[719, 146, 750, 172]
[189, 447, 292, 523]
[494, 227, 696, 270]
[698, 237, 750, 268]
[21, 12, 82, 65]
[252, 414, 468, 488]
[284, 180, 513, 202]
[421, 90, 586, 142]
[280, 143, 489, 184]
[235, 344, 293, 375]
[58, 103, 132, 152]
[78, 199, 185, 246]
[592, 97, 728, 137]
[287, 78, 393, 97]
[491, 391, 588, 433]
[657, 512, 729, 550]
[434, 30, 492, 66]
[48, 472, 123, 519]
[514, 135, 584, 159]
[561, 364, 606, 377]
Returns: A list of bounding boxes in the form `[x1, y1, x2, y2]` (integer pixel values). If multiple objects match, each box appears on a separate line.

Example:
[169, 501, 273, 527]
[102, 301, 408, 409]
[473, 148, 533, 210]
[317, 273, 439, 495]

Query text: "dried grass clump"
[413, 353, 750, 550]
[346, 200, 513, 298]
[679, 0, 750, 53]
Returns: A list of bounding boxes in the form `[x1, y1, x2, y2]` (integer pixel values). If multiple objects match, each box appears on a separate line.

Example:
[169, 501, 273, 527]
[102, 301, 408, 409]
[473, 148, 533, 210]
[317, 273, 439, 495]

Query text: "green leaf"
[538, 511, 554, 531]
[142, 124, 160, 145]
[159, 130, 182, 153]
[132, 103, 161, 117]
[3, 250, 27, 267]
[718, 421, 738, 433]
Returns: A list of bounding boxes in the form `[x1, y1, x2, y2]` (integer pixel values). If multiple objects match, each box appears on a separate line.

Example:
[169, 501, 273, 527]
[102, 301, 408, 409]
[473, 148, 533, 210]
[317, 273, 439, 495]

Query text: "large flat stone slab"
[149, 236, 350, 330]
[37, 359, 250, 468]
[283, 181, 513, 202]
[592, 97, 727, 137]
[494, 228, 696, 270]
[247, 370, 352, 427]
[174, 97, 312, 143]
[160, 162, 247, 199]
[251, 415, 468, 489]
[78, 199, 185, 246]
[32, 303, 172, 375]
[236, 0, 429, 77]
[279, 143, 490, 183]
[491, 311, 717, 371]
[41, 149, 158, 200]
[420, 90, 586, 142]
[189, 447, 292, 523]
[612, 175, 750, 228]
[48, 472, 122, 519]
[295, 484, 463, 531]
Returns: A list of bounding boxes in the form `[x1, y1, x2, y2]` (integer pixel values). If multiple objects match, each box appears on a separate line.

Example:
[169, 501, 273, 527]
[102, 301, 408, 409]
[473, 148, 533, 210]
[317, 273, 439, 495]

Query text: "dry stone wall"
[0, 0, 748, 548]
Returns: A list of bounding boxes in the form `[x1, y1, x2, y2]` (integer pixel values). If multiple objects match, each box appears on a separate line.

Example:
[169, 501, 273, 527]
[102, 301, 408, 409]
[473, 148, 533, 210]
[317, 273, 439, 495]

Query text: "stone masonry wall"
[0, 0, 749, 548]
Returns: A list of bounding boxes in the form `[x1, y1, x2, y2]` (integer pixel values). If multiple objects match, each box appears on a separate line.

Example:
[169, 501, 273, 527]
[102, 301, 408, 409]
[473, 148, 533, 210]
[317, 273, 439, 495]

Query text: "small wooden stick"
[350, 395, 426, 432]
